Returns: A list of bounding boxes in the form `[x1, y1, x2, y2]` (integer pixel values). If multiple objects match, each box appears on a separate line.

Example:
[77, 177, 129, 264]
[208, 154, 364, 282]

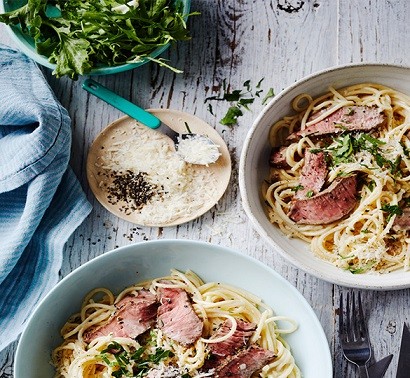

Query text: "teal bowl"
[0, 0, 191, 76]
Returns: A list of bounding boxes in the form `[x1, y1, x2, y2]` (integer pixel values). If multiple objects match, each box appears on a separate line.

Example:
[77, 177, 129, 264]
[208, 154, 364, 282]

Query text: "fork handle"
[82, 79, 161, 129]
[358, 365, 369, 378]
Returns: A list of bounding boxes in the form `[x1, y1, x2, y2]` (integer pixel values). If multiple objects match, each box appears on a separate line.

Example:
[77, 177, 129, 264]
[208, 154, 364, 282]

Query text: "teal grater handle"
[82, 79, 161, 129]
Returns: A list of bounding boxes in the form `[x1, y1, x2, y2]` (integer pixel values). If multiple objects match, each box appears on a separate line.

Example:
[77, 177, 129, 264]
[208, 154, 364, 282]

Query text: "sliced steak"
[157, 287, 203, 345]
[392, 208, 410, 231]
[269, 146, 290, 168]
[289, 175, 357, 224]
[214, 345, 276, 378]
[295, 150, 327, 199]
[83, 289, 158, 343]
[287, 106, 385, 141]
[203, 319, 256, 371]
[210, 319, 257, 356]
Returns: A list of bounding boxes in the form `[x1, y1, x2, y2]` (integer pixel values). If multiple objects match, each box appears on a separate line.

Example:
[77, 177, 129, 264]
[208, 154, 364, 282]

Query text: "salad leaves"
[0, 0, 194, 78]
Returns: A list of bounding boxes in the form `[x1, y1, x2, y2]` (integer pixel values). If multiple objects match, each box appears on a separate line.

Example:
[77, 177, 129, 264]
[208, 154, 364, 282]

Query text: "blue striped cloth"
[0, 45, 92, 350]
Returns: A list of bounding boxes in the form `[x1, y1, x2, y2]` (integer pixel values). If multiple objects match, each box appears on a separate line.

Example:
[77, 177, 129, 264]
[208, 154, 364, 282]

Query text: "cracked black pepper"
[106, 170, 159, 213]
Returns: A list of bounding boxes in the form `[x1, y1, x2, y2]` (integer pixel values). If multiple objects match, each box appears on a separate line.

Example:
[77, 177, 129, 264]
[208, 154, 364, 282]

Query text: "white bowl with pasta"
[239, 63, 410, 290]
[14, 240, 331, 378]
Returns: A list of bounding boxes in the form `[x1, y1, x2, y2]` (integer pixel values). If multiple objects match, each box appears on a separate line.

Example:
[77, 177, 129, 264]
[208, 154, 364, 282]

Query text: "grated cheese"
[176, 135, 221, 165]
[95, 122, 218, 225]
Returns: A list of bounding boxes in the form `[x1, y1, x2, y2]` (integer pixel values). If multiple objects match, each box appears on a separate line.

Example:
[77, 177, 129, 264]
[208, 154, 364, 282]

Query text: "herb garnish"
[381, 204, 403, 221]
[325, 133, 402, 175]
[99, 342, 174, 377]
[348, 261, 375, 274]
[291, 184, 304, 192]
[401, 141, 410, 157]
[0, 0, 197, 78]
[366, 179, 375, 192]
[306, 190, 314, 198]
[205, 78, 275, 126]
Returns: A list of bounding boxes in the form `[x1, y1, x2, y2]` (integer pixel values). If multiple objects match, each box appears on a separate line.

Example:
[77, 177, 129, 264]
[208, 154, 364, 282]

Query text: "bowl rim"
[239, 62, 410, 290]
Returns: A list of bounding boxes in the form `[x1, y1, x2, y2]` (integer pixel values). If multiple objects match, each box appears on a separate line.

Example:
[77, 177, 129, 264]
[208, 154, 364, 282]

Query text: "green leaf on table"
[262, 87, 275, 104]
[205, 78, 275, 125]
[220, 106, 243, 126]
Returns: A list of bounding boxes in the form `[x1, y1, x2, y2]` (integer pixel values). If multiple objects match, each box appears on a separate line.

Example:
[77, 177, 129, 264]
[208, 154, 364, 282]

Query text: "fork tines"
[339, 291, 372, 374]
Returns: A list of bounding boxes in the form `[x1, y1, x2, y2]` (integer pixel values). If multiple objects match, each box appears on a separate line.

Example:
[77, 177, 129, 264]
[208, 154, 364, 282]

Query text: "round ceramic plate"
[239, 63, 410, 290]
[87, 110, 231, 227]
[14, 240, 332, 377]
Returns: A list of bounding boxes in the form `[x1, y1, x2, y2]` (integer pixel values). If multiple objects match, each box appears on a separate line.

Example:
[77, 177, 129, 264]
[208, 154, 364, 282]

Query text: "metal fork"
[339, 292, 372, 378]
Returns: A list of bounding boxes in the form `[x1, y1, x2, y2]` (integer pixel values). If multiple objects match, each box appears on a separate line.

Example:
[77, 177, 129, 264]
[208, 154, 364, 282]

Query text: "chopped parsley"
[329, 134, 354, 163]
[348, 261, 375, 274]
[220, 106, 243, 126]
[389, 155, 402, 175]
[381, 204, 403, 221]
[205, 78, 275, 126]
[401, 141, 410, 157]
[99, 342, 175, 377]
[325, 132, 403, 175]
[291, 184, 304, 192]
[306, 190, 314, 198]
[262, 87, 275, 105]
[309, 148, 323, 154]
[366, 179, 376, 192]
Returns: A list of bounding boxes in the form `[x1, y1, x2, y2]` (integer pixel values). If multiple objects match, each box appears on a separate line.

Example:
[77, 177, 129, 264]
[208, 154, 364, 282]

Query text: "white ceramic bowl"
[239, 63, 410, 290]
[14, 240, 332, 377]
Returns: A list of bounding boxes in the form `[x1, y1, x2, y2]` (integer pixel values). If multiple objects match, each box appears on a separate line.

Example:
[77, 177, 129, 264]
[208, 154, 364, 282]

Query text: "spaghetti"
[52, 270, 300, 377]
[263, 83, 410, 274]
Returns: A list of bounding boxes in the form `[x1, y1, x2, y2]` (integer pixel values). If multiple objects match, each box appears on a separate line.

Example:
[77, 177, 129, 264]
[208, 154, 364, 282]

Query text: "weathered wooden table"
[1, 1, 409, 377]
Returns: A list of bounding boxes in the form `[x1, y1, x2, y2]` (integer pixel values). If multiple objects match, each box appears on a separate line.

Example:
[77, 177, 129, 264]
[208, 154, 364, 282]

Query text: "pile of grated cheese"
[96, 122, 218, 225]
[176, 134, 221, 165]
